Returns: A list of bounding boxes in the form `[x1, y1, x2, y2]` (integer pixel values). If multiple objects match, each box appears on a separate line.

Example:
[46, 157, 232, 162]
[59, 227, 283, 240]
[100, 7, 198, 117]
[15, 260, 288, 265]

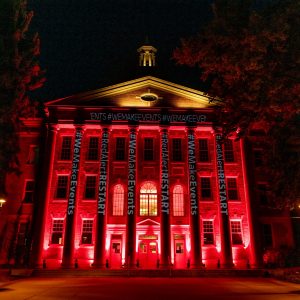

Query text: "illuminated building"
[0, 43, 296, 269]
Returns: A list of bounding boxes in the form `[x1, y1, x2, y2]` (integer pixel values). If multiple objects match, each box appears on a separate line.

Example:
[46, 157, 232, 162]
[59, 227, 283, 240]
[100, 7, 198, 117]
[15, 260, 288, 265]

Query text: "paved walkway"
[0, 277, 299, 300]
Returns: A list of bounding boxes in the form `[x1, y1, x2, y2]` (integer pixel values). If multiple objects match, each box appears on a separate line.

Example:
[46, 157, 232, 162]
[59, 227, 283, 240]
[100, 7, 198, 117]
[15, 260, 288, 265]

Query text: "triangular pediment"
[46, 76, 220, 109]
[136, 218, 160, 226]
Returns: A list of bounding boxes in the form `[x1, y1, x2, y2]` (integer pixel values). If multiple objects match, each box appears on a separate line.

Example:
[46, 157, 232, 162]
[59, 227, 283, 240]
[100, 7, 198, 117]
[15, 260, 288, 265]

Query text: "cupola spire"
[137, 38, 157, 67]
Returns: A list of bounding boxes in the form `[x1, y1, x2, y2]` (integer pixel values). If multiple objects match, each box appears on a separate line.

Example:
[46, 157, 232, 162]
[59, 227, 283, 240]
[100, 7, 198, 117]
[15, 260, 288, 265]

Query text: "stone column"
[93, 127, 109, 268]
[187, 128, 202, 267]
[31, 124, 58, 268]
[126, 127, 137, 267]
[215, 133, 233, 268]
[160, 127, 171, 267]
[62, 127, 83, 268]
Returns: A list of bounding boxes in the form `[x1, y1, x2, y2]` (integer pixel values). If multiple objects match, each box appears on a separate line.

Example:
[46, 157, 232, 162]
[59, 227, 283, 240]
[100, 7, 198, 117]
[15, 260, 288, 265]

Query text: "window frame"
[23, 180, 35, 203]
[86, 137, 99, 161]
[55, 175, 69, 199]
[51, 219, 64, 245]
[200, 177, 212, 200]
[230, 220, 243, 245]
[203, 220, 214, 245]
[60, 136, 72, 161]
[199, 139, 209, 162]
[172, 138, 183, 162]
[115, 137, 126, 161]
[84, 175, 97, 199]
[139, 182, 157, 216]
[224, 139, 235, 163]
[112, 184, 125, 216]
[144, 138, 154, 161]
[227, 178, 238, 201]
[81, 219, 93, 245]
[172, 185, 184, 216]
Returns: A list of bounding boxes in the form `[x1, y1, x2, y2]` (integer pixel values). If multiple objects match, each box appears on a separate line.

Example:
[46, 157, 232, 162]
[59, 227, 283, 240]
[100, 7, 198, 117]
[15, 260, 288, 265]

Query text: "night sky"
[28, 0, 213, 101]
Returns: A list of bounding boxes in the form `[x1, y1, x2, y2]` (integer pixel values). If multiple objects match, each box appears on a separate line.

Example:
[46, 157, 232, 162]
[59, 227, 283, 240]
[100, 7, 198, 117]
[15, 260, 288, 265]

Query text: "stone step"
[32, 269, 264, 278]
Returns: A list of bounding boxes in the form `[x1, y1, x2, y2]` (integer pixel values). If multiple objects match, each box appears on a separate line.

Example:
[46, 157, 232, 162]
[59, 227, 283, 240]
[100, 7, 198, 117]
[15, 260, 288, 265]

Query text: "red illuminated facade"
[0, 46, 296, 270]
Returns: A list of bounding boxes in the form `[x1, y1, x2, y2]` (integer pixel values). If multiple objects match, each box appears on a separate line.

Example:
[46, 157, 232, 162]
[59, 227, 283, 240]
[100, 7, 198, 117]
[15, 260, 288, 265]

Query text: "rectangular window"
[84, 176, 97, 199]
[27, 145, 39, 164]
[144, 138, 154, 161]
[81, 220, 93, 244]
[51, 219, 64, 244]
[115, 137, 126, 161]
[60, 136, 72, 160]
[258, 183, 268, 205]
[56, 176, 68, 199]
[262, 224, 273, 248]
[227, 178, 238, 200]
[172, 138, 182, 161]
[231, 221, 243, 245]
[203, 220, 214, 245]
[23, 180, 34, 203]
[87, 137, 99, 161]
[224, 139, 234, 162]
[200, 178, 212, 200]
[199, 139, 209, 162]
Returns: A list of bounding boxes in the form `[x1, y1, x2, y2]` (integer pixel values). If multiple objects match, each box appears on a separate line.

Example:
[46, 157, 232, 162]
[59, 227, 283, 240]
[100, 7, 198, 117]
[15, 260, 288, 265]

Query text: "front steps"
[32, 268, 264, 278]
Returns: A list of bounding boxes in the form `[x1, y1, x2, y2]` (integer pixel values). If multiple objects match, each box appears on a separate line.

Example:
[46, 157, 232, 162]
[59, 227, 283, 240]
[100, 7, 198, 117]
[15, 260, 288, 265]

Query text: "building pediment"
[46, 76, 220, 109]
[137, 218, 160, 226]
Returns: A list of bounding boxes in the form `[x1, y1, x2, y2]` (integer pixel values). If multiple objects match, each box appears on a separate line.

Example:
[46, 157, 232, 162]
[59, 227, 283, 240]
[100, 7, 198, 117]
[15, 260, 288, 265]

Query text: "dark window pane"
[199, 139, 209, 162]
[84, 176, 96, 199]
[224, 139, 234, 162]
[56, 176, 68, 199]
[227, 178, 238, 200]
[201, 178, 212, 199]
[87, 137, 99, 161]
[144, 138, 154, 161]
[116, 137, 125, 161]
[60, 137, 72, 160]
[172, 138, 182, 161]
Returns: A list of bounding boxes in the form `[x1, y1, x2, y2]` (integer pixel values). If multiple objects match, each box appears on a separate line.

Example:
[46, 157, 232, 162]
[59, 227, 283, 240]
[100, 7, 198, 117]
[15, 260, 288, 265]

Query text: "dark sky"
[29, 0, 213, 101]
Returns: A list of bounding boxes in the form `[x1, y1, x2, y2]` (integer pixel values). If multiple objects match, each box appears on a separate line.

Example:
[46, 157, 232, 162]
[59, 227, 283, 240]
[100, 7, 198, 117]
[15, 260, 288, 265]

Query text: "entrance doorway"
[110, 236, 122, 268]
[174, 238, 186, 268]
[138, 239, 158, 268]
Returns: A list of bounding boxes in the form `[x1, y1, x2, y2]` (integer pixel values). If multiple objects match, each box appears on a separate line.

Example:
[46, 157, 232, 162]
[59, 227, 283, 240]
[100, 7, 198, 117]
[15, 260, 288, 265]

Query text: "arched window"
[112, 184, 124, 216]
[140, 182, 157, 216]
[173, 185, 184, 216]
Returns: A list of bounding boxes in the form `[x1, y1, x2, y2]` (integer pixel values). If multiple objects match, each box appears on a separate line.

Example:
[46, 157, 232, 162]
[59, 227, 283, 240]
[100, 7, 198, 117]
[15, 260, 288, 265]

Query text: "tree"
[0, 0, 45, 196]
[173, 0, 300, 208]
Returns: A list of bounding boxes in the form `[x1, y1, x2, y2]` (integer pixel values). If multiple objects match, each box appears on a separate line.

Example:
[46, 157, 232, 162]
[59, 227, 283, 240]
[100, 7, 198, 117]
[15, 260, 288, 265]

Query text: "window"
[56, 176, 68, 199]
[224, 139, 234, 162]
[51, 219, 64, 244]
[262, 224, 273, 248]
[203, 220, 214, 245]
[23, 180, 34, 203]
[84, 176, 97, 199]
[116, 137, 126, 161]
[139, 182, 157, 216]
[172, 139, 182, 161]
[200, 178, 212, 200]
[227, 178, 238, 200]
[199, 139, 209, 162]
[173, 185, 184, 216]
[27, 145, 39, 164]
[144, 138, 154, 161]
[81, 220, 93, 244]
[258, 184, 268, 205]
[60, 137, 72, 160]
[231, 221, 243, 245]
[253, 149, 263, 167]
[112, 184, 124, 216]
[87, 137, 99, 161]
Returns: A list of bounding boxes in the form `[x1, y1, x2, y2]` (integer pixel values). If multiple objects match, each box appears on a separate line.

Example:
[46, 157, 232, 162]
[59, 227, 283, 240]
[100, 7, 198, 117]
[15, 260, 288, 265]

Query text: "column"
[215, 133, 233, 268]
[240, 139, 261, 267]
[93, 127, 109, 268]
[187, 128, 202, 267]
[126, 127, 137, 267]
[31, 124, 58, 268]
[160, 127, 171, 267]
[62, 126, 83, 268]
